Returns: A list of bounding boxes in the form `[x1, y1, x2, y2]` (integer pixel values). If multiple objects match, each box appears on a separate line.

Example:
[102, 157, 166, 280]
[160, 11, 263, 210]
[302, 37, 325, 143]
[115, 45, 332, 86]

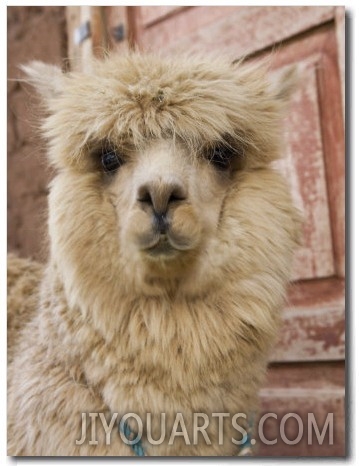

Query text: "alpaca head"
[23, 54, 297, 307]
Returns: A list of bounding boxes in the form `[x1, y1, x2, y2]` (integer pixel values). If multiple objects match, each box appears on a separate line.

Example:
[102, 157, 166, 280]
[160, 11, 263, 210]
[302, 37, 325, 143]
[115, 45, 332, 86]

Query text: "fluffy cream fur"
[8, 52, 300, 456]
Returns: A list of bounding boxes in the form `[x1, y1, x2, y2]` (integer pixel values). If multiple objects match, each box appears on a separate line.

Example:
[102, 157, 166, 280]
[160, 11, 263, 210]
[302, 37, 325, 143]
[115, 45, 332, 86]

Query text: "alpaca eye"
[101, 149, 122, 172]
[209, 144, 235, 170]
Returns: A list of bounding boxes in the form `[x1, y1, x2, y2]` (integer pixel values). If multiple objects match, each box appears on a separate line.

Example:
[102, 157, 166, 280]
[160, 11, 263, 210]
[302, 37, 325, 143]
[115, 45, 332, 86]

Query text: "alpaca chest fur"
[27, 260, 275, 456]
[8, 53, 300, 456]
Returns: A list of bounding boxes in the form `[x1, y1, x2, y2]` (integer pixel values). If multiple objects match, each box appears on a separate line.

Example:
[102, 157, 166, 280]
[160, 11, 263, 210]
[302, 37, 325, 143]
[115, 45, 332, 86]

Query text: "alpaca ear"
[20, 61, 65, 100]
[271, 65, 298, 104]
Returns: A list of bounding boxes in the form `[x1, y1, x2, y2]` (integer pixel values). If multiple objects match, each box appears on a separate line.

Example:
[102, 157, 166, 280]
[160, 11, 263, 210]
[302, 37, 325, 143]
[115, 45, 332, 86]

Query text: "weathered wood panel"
[274, 59, 335, 281]
[140, 6, 188, 26]
[265, 360, 345, 389]
[258, 386, 345, 456]
[141, 6, 335, 57]
[286, 277, 344, 308]
[316, 43, 345, 278]
[264, 24, 345, 279]
[272, 305, 344, 362]
[271, 279, 344, 362]
[259, 361, 345, 455]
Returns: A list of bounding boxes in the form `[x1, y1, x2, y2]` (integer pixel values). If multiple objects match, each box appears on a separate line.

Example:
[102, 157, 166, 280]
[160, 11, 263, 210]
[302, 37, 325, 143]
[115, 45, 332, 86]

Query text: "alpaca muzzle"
[137, 179, 187, 215]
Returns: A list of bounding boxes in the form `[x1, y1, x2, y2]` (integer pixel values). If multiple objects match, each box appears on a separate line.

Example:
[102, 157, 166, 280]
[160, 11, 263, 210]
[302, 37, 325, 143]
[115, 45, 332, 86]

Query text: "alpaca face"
[23, 54, 297, 299]
[48, 134, 239, 297]
[107, 138, 231, 262]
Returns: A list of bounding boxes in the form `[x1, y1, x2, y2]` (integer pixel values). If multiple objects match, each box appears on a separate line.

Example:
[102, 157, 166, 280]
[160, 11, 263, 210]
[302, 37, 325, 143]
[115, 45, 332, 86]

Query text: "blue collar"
[119, 419, 146, 456]
[119, 416, 254, 457]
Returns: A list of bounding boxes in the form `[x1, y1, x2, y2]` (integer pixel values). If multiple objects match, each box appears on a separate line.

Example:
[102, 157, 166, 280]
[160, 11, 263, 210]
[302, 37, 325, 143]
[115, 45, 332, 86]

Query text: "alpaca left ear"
[272, 65, 298, 104]
[21, 61, 65, 101]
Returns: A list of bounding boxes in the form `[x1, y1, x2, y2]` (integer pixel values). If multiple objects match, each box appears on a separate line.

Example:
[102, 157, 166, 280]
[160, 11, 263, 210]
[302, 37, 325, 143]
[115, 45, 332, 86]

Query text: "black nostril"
[137, 189, 152, 205]
[168, 188, 186, 204]
[137, 182, 187, 214]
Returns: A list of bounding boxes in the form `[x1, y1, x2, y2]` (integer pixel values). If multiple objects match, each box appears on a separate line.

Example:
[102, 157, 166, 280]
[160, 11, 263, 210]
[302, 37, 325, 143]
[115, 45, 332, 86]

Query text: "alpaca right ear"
[20, 61, 65, 100]
[271, 65, 298, 105]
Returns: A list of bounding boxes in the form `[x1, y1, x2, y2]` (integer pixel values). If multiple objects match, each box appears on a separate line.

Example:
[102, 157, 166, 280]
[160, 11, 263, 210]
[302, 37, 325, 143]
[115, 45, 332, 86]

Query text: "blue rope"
[118, 415, 254, 456]
[119, 419, 146, 456]
[241, 421, 253, 448]
[237, 413, 255, 456]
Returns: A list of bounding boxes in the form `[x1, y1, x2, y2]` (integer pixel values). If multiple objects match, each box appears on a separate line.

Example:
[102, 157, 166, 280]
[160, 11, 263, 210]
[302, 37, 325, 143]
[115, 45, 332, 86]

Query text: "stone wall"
[7, 6, 67, 261]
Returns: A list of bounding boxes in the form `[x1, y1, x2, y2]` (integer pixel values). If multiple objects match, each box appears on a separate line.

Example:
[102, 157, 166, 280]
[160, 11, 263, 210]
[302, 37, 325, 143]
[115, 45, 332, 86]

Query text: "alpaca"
[7, 52, 300, 456]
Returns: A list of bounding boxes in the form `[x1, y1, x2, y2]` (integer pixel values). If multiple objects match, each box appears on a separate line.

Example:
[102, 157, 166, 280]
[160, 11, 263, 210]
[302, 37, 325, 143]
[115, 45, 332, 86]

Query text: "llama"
[7, 53, 300, 456]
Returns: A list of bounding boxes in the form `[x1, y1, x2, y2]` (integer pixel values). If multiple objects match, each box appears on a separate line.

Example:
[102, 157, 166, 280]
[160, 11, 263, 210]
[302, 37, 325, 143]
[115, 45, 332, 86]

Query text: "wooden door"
[67, 6, 345, 456]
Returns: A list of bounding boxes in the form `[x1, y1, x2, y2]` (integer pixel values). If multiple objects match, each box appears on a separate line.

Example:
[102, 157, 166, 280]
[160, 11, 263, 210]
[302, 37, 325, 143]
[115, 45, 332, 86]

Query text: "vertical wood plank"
[316, 31, 345, 277]
[78, 6, 93, 73]
[66, 6, 82, 71]
[90, 6, 110, 59]
[127, 6, 144, 50]
[273, 58, 336, 281]
[104, 6, 131, 54]
[335, 6, 345, 118]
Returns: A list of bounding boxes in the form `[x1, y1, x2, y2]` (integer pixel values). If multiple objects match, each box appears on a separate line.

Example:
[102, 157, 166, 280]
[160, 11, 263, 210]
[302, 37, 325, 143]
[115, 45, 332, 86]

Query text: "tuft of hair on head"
[20, 61, 65, 101]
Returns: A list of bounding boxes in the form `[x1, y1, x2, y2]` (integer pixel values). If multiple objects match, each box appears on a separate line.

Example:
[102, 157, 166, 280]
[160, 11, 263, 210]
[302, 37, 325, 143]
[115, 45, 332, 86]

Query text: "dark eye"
[209, 144, 235, 170]
[101, 149, 122, 172]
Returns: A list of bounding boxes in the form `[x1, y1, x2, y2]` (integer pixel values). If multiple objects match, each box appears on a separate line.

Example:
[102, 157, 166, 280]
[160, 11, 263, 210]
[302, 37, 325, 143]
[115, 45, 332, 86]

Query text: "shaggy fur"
[7, 254, 43, 364]
[8, 52, 300, 456]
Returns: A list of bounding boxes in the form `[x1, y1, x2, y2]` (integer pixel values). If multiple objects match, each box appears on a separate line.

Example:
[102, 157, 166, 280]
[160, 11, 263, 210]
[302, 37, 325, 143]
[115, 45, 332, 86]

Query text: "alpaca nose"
[137, 181, 187, 215]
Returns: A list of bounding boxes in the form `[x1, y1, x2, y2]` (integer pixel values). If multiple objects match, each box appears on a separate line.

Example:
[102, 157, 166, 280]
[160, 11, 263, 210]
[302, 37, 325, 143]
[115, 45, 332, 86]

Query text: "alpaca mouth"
[135, 211, 198, 258]
[141, 232, 193, 259]
[147, 236, 177, 257]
